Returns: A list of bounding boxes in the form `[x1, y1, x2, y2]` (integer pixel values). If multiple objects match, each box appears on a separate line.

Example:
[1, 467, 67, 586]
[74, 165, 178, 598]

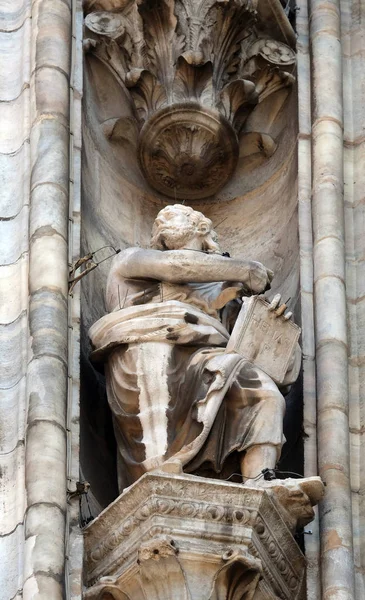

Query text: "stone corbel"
[85, 538, 263, 600]
[84, 537, 190, 600]
[241, 37, 296, 136]
[83, 473, 323, 600]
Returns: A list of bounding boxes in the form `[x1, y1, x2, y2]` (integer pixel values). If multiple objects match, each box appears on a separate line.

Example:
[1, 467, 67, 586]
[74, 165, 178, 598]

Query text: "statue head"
[150, 204, 221, 253]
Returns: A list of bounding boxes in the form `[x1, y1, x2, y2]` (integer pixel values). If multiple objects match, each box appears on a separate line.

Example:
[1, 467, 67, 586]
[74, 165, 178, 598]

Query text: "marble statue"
[89, 205, 301, 492]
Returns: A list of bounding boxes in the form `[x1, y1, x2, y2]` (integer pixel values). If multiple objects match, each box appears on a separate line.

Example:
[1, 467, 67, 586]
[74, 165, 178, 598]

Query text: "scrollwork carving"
[88, 490, 261, 565]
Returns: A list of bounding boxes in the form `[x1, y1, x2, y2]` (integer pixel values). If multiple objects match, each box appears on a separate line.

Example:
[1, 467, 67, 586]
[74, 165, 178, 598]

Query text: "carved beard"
[151, 223, 197, 250]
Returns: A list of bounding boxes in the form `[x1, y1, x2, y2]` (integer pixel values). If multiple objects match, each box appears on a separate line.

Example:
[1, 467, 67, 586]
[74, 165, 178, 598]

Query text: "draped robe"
[89, 281, 300, 491]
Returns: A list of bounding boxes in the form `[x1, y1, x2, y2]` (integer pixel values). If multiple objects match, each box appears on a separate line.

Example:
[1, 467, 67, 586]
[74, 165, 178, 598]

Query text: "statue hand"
[248, 262, 274, 294]
[268, 293, 292, 320]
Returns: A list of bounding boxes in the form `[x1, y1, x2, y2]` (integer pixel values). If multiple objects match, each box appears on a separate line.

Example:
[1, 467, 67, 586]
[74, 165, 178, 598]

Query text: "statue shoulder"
[108, 246, 162, 283]
[116, 246, 143, 260]
[116, 246, 161, 260]
[110, 246, 148, 269]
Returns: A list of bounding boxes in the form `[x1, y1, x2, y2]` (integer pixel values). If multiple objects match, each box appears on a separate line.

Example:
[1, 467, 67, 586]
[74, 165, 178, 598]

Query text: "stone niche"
[79, 1, 314, 597]
[80, 0, 301, 522]
[83, 472, 323, 600]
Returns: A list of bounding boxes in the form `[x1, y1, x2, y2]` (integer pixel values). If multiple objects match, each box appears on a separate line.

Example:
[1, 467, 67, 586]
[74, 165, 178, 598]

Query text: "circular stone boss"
[138, 104, 239, 200]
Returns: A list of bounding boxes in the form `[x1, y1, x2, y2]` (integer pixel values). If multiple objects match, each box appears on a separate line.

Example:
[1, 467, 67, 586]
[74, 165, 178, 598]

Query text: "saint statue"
[89, 205, 301, 492]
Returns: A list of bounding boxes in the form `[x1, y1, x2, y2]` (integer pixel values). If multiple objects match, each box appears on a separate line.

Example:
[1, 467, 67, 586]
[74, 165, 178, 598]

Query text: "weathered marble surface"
[0, 0, 76, 598]
[295, 0, 365, 597]
[226, 295, 300, 385]
[341, 2, 365, 599]
[2, 0, 365, 597]
[80, 28, 300, 520]
[83, 472, 323, 600]
[0, 3, 30, 597]
[306, 1, 356, 598]
[89, 205, 301, 492]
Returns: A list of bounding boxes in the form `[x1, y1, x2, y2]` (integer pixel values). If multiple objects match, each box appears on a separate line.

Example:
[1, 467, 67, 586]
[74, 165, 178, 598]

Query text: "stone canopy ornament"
[84, 0, 296, 199]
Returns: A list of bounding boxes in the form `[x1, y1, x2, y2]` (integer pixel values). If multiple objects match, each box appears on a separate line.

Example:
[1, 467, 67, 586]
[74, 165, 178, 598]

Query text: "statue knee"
[258, 391, 286, 417]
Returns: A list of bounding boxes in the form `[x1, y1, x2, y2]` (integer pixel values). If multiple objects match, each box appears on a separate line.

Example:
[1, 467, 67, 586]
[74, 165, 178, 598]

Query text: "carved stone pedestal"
[84, 473, 323, 599]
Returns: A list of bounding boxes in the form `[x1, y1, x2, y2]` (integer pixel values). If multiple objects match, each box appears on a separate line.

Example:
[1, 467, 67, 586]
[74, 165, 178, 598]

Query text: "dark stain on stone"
[31, 225, 64, 242]
[166, 333, 179, 341]
[184, 312, 199, 324]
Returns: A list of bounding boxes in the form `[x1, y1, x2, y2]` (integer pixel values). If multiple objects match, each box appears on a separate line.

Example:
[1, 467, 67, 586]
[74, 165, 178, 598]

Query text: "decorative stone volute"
[84, 0, 296, 199]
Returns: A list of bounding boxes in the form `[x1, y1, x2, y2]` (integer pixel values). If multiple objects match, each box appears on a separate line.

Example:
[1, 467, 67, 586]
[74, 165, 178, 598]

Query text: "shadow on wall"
[80, 50, 303, 518]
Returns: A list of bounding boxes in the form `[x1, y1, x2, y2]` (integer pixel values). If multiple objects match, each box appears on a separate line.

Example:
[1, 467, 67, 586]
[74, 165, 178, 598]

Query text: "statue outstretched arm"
[110, 247, 273, 294]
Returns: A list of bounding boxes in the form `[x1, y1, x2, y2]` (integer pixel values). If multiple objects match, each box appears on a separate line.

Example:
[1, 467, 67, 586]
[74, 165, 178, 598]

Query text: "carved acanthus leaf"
[174, 57, 214, 105]
[138, 0, 185, 99]
[242, 58, 295, 108]
[242, 38, 296, 102]
[101, 116, 139, 146]
[211, 1, 256, 90]
[220, 79, 257, 129]
[128, 70, 167, 121]
[85, 7, 145, 80]
[84, 30, 130, 84]
[174, 0, 221, 66]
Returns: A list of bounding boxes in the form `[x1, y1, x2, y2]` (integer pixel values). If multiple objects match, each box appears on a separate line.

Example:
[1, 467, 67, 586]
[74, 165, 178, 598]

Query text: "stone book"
[226, 296, 301, 385]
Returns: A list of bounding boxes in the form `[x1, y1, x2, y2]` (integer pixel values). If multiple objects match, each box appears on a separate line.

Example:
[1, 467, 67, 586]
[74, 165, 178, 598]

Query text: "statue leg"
[240, 444, 279, 480]
[228, 366, 286, 481]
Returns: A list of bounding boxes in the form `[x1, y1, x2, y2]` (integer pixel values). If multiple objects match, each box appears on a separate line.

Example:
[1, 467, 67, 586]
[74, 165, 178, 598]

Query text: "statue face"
[151, 206, 201, 250]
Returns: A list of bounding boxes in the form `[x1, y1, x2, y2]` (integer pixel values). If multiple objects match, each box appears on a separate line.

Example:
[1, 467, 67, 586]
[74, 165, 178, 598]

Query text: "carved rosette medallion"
[139, 104, 239, 199]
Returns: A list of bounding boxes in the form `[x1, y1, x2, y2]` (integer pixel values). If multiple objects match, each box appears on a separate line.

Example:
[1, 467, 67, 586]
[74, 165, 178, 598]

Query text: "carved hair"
[151, 204, 221, 253]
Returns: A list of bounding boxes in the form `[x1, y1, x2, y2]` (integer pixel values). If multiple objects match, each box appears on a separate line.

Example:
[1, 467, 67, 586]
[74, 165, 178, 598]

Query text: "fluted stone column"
[297, 1, 320, 597]
[24, 0, 71, 597]
[310, 1, 355, 598]
[341, 1, 365, 597]
[0, 0, 73, 598]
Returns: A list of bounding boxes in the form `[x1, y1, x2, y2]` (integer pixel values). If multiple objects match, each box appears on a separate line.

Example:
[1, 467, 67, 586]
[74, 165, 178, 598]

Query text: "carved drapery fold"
[83, 0, 296, 199]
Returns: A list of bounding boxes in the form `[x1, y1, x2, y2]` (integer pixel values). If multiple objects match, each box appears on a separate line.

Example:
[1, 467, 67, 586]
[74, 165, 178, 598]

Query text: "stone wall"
[0, 1, 31, 595]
